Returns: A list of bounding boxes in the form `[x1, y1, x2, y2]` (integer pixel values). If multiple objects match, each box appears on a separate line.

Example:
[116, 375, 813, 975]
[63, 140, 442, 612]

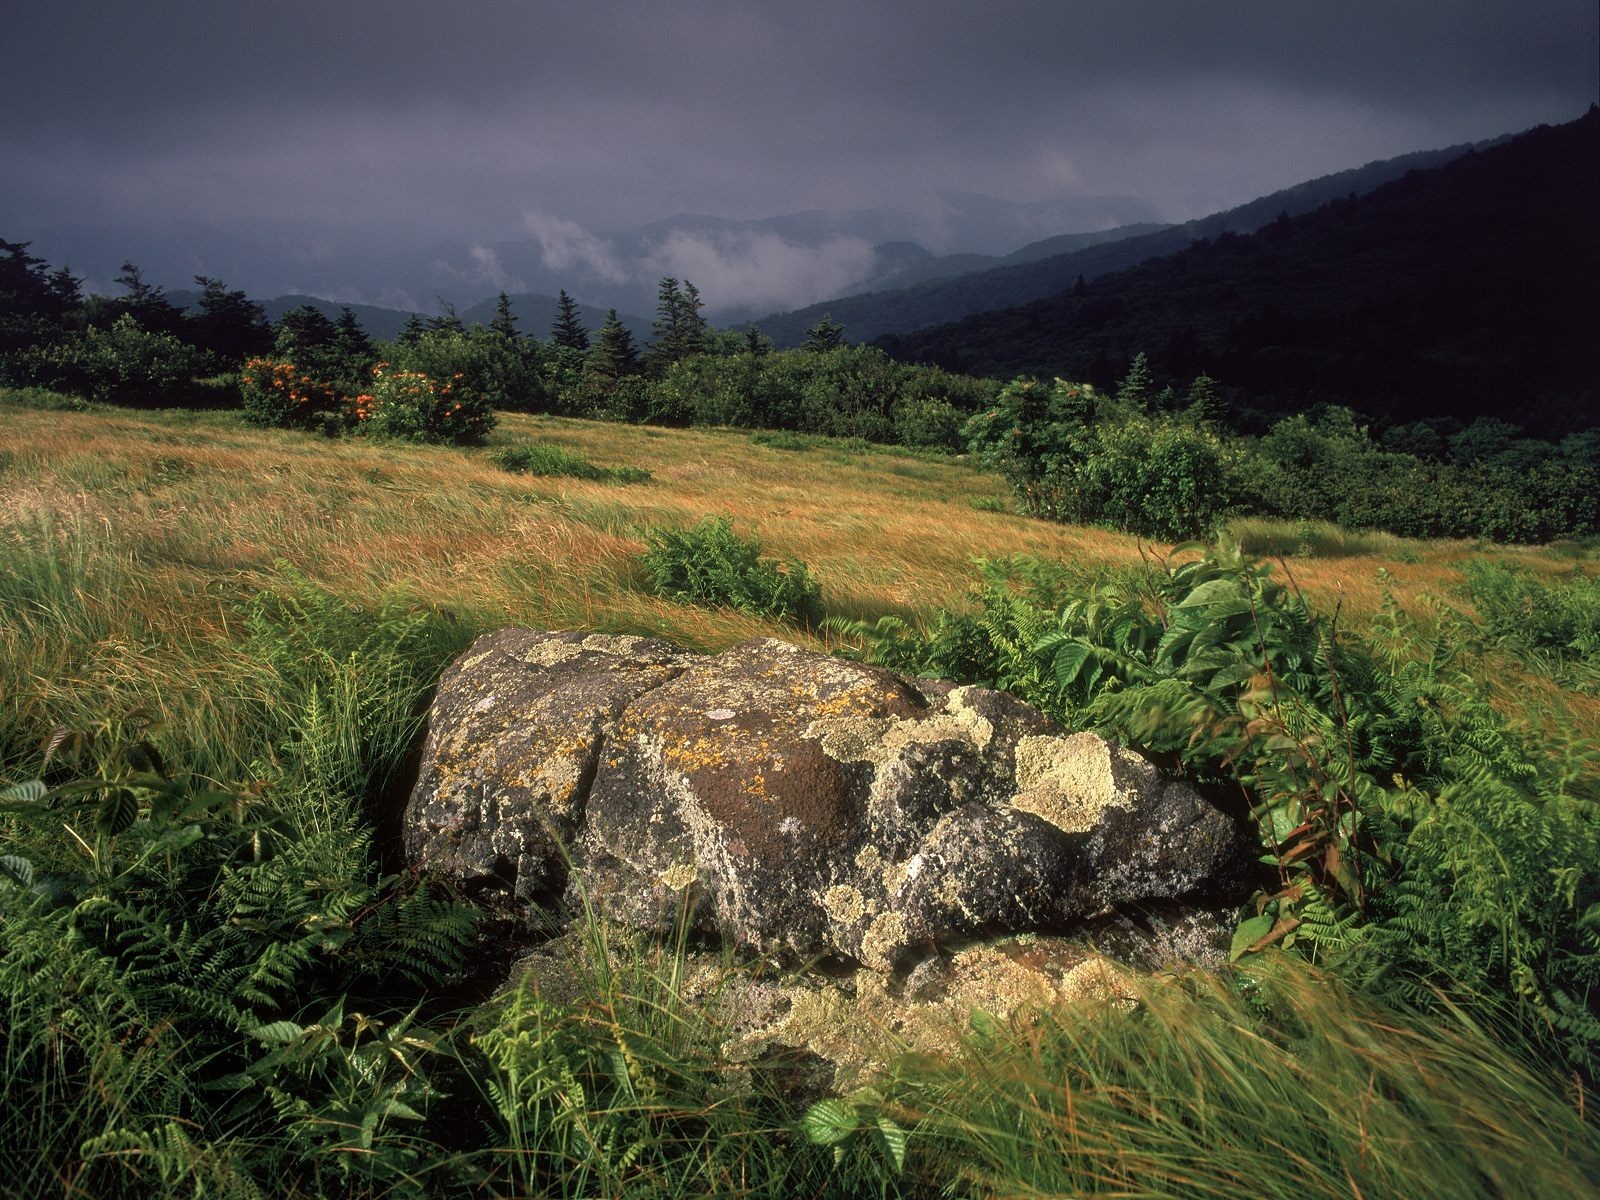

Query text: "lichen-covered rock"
[404, 629, 692, 900]
[405, 629, 1250, 967]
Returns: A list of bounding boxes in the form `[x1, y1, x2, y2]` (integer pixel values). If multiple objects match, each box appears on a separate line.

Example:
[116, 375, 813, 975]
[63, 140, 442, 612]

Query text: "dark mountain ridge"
[877, 110, 1599, 434]
[752, 134, 1510, 348]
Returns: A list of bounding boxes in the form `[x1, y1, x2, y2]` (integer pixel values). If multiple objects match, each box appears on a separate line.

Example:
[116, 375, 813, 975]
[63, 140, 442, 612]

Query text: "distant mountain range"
[18, 192, 1163, 323]
[877, 110, 1600, 434]
[750, 136, 1511, 347]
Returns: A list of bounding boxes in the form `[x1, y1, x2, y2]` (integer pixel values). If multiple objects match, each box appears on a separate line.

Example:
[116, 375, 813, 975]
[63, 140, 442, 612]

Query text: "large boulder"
[406, 630, 1250, 969]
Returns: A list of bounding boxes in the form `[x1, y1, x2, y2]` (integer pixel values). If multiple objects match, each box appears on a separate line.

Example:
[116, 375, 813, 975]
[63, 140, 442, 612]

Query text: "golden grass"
[1, 399, 1595, 734]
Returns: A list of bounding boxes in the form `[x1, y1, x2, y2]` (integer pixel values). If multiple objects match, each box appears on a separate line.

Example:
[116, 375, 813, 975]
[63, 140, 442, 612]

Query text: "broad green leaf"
[802, 1098, 859, 1146]
[874, 1116, 909, 1174]
[1230, 912, 1276, 961]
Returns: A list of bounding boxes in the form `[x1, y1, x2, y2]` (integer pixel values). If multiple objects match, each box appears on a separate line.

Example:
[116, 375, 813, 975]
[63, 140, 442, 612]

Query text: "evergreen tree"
[804, 312, 844, 352]
[1116, 351, 1154, 410]
[647, 276, 685, 372]
[188, 275, 271, 365]
[1186, 372, 1227, 426]
[274, 305, 338, 357]
[490, 291, 520, 340]
[586, 309, 639, 381]
[112, 260, 182, 334]
[679, 281, 708, 355]
[0, 239, 80, 353]
[398, 313, 426, 346]
[426, 300, 464, 335]
[334, 307, 374, 360]
[550, 289, 589, 351]
[745, 326, 770, 357]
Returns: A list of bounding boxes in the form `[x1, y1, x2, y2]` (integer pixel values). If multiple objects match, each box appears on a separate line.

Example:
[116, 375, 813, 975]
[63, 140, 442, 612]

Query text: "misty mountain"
[16, 193, 1162, 326]
[751, 135, 1509, 347]
[877, 110, 1600, 434]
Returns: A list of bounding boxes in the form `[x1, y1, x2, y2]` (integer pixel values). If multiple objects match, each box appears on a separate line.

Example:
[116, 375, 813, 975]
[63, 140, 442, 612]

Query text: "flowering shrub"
[240, 357, 341, 429]
[357, 362, 494, 444]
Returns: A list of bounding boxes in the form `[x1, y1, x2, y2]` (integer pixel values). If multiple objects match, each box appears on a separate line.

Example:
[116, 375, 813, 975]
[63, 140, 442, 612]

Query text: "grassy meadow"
[2, 391, 1598, 1197]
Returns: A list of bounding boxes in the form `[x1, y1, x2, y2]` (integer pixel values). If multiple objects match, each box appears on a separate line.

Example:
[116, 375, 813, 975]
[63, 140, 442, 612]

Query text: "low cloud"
[524, 209, 629, 283]
[435, 243, 526, 293]
[642, 230, 879, 313]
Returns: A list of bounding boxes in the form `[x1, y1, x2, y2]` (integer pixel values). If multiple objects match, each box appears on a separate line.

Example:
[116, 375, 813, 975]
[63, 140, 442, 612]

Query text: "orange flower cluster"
[242, 357, 337, 409]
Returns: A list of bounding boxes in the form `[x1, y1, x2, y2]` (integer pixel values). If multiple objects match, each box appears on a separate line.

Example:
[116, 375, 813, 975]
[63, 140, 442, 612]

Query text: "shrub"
[491, 443, 650, 483]
[16, 315, 208, 407]
[359, 362, 495, 444]
[388, 328, 544, 413]
[240, 356, 342, 430]
[639, 516, 822, 625]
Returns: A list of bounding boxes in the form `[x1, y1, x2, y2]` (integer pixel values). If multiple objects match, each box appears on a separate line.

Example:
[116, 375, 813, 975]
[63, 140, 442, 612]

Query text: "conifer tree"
[550, 289, 589, 351]
[334, 307, 374, 360]
[426, 300, 464, 335]
[189, 275, 270, 364]
[1186, 372, 1227, 426]
[587, 308, 639, 381]
[1116, 351, 1154, 410]
[398, 313, 426, 346]
[679, 280, 708, 355]
[804, 312, 844, 352]
[491, 291, 520, 340]
[745, 326, 770, 357]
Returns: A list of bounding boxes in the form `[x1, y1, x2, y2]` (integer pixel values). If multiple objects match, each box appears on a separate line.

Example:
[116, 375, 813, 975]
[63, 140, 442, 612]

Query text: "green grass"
[490, 441, 651, 482]
[1, 401, 1597, 1197]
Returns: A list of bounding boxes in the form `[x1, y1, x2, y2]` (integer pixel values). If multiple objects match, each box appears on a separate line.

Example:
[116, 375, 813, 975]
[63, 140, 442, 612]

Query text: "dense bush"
[12, 315, 209, 407]
[388, 328, 545, 413]
[965, 377, 1240, 539]
[240, 356, 344, 430]
[359, 362, 495, 444]
[640, 516, 823, 625]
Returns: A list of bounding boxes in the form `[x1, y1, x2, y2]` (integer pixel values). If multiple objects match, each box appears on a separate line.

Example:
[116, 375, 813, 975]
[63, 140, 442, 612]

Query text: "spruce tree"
[1116, 351, 1154, 410]
[189, 275, 270, 364]
[679, 281, 708, 356]
[398, 314, 426, 346]
[1186, 372, 1227, 426]
[804, 313, 844, 352]
[550, 290, 589, 351]
[587, 309, 639, 381]
[426, 300, 464, 335]
[648, 276, 684, 372]
[490, 291, 521, 340]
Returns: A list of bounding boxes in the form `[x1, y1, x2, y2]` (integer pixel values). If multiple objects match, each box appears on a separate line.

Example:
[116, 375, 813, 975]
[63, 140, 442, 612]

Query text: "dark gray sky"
[2, 1, 1594, 306]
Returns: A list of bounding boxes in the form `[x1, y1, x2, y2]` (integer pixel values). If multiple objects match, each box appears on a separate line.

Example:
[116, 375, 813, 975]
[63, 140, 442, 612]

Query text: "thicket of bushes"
[969, 373, 1600, 544]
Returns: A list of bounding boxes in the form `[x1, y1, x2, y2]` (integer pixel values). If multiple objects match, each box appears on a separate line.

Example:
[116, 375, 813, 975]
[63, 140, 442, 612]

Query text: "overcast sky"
[1, 1, 1594, 307]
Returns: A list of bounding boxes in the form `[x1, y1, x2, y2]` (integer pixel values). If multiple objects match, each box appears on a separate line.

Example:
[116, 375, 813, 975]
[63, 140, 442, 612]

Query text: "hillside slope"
[752, 136, 1503, 347]
[879, 111, 1599, 433]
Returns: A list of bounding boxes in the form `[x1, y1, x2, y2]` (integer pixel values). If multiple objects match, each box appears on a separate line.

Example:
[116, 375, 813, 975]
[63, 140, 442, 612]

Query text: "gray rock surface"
[406, 629, 1251, 971]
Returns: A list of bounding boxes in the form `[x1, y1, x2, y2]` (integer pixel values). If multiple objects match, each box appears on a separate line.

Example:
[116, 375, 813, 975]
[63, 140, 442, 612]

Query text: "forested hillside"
[878, 110, 1599, 433]
[754, 134, 1502, 347]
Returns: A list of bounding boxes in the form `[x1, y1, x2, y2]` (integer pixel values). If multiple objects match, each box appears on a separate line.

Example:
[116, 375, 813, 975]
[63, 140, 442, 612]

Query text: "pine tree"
[334, 308, 373, 359]
[550, 290, 589, 351]
[188, 275, 271, 364]
[490, 292, 520, 340]
[1186, 372, 1227, 426]
[805, 313, 844, 352]
[679, 281, 708, 356]
[1116, 351, 1154, 410]
[398, 314, 426, 346]
[113, 260, 182, 334]
[426, 300, 464, 335]
[647, 276, 684, 372]
[587, 309, 639, 381]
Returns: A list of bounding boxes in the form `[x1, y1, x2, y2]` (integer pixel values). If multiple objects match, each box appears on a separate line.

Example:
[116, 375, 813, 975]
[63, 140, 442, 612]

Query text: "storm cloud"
[2, 1, 1593, 309]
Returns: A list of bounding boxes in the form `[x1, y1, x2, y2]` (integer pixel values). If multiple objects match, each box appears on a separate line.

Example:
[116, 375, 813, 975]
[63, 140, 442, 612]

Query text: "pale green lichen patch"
[806, 692, 996, 769]
[1010, 731, 1146, 833]
[658, 861, 697, 890]
[858, 910, 907, 970]
[823, 884, 865, 924]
